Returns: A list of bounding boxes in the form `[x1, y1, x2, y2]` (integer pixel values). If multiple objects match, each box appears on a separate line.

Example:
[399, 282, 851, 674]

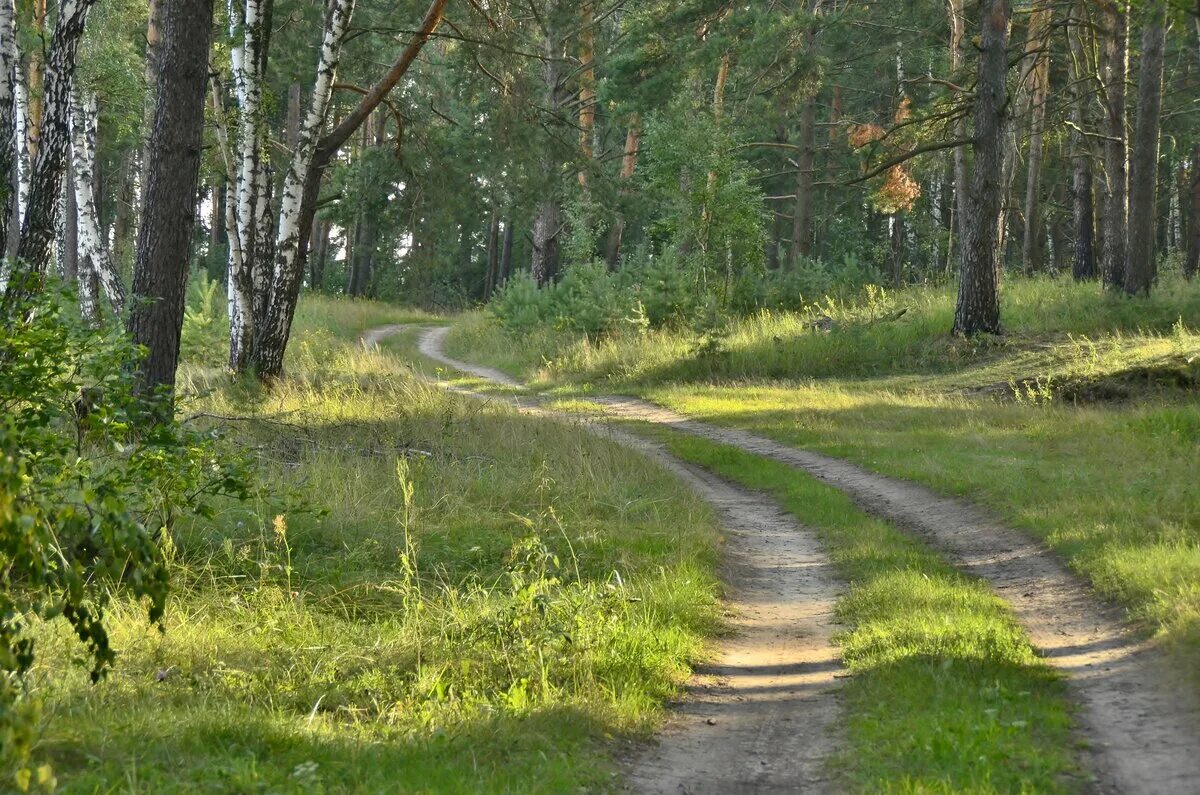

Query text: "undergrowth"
[28, 294, 721, 792]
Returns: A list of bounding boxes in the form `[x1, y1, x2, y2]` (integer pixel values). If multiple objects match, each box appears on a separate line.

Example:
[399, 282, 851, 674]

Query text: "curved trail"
[412, 325, 1200, 795]
[366, 325, 848, 793]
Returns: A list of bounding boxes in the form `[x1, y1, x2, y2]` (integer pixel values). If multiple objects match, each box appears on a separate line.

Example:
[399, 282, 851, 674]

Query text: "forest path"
[367, 324, 848, 793]
[410, 324, 1200, 795]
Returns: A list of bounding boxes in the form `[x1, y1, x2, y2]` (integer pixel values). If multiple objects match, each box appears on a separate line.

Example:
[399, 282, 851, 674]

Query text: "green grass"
[28, 294, 723, 792]
[626, 425, 1080, 792]
[445, 276, 1200, 687]
[395, 316, 1081, 791]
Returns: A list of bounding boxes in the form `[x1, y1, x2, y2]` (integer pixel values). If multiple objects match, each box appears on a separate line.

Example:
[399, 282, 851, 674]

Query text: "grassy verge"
[390, 322, 1081, 791]
[445, 276, 1200, 683]
[30, 295, 722, 792]
[632, 425, 1081, 792]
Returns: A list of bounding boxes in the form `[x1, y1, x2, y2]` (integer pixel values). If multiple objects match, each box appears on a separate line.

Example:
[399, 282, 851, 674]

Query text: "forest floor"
[431, 275, 1200, 792]
[29, 298, 727, 793]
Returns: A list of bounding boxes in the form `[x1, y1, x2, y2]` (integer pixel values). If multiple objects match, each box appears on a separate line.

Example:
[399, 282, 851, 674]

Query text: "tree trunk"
[577, 1, 594, 188]
[606, 115, 640, 269]
[1099, 0, 1128, 288]
[25, 0, 44, 160]
[791, 0, 822, 266]
[947, 0, 968, 244]
[500, 216, 514, 284]
[792, 95, 815, 265]
[128, 0, 214, 394]
[71, 94, 124, 314]
[62, 152, 77, 284]
[4, 0, 97, 306]
[484, 209, 499, 299]
[890, 214, 904, 285]
[952, 0, 1009, 337]
[253, 0, 445, 380]
[1123, 0, 1167, 296]
[310, 217, 330, 288]
[531, 17, 564, 287]
[1187, 144, 1200, 279]
[0, 0, 16, 270]
[1020, 2, 1052, 274]
[1068, 3, 1096, 280]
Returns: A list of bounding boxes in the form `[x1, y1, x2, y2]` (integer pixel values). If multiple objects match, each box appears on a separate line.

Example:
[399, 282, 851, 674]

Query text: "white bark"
[269, 0, 352, 293]
[0, 0, 17, 289]
[70, 92, 124, 313]
[228, 0, 264, 369]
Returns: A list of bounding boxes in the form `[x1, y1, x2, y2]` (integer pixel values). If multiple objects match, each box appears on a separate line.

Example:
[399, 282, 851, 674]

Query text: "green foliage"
[0, 292, 253, 779]
[180, 272, 229, 367]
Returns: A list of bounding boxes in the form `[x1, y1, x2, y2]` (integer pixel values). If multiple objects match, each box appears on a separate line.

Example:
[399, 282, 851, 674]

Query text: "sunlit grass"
[447, 275, 1200, 687]
[30, 294, 722, 792]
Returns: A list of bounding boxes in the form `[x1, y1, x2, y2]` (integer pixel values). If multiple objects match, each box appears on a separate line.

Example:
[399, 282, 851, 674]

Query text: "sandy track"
[368, 325, 848, 792]
[412, 325, 1200, 795]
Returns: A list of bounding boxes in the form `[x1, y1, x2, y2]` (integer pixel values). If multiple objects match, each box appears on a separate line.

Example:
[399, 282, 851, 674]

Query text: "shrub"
[0, 291, 253, 780]
[490, 273, 553, 333]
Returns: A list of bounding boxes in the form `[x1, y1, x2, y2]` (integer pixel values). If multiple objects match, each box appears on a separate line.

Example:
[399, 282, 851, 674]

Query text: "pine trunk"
[1123, 0, 1167, 296]
[953, 0, 1009, 337]
[1020, 3, 1051, 274]
[531, 19, 563, 287]
[1187, 144, 1200, 279]
[606, 116, 640, 269]
[1100, 0, 1128, 288]
[128, 0, 215, 394]
[1068, 3, 1096, 280]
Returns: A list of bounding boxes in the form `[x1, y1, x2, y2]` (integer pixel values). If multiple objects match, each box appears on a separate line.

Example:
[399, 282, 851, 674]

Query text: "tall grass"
[28, 294, 721, 792]
[448, 276, 1200, 388]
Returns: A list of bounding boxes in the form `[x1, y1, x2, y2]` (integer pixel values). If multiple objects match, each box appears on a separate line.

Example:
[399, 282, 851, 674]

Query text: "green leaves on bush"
[0, 291, 254, 775]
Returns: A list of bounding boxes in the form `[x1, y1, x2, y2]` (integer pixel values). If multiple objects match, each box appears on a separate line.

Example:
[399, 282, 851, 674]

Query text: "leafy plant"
[0, 291, 253, 780]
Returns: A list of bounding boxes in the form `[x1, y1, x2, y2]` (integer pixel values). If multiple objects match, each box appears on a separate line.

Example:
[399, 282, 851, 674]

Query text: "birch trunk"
[70, 93, 124, 313]
[250, 0, 354, 376]
[7, 0, 97, 301]
[0, 0, 16, 267]
[228, 0, 266, 371]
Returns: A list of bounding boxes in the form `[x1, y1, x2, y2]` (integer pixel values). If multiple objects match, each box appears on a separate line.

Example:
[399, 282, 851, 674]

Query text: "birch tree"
[70, 93, 124, 315]
[2, 0, 97, 310]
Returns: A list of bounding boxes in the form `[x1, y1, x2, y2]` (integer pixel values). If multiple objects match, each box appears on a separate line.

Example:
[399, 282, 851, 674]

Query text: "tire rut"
[412, 325, 1200, 795]
[369, 325, 848, 793]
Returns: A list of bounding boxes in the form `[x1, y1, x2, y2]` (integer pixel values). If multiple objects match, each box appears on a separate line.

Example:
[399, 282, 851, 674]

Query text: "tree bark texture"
[128, 0, 215, 394]
[71, 94, 124, 314]
[1123, 0, 1167, 296]
[7, 0, 97, 302]
[953, 0, 1009, 337]
[1099, 0, 1128, 288]
[1020, 1, 1052, 274]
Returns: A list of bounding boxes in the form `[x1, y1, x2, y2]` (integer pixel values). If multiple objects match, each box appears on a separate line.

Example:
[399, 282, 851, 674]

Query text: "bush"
[490, 273, 553, 333]
[0, 291, 253, 779]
